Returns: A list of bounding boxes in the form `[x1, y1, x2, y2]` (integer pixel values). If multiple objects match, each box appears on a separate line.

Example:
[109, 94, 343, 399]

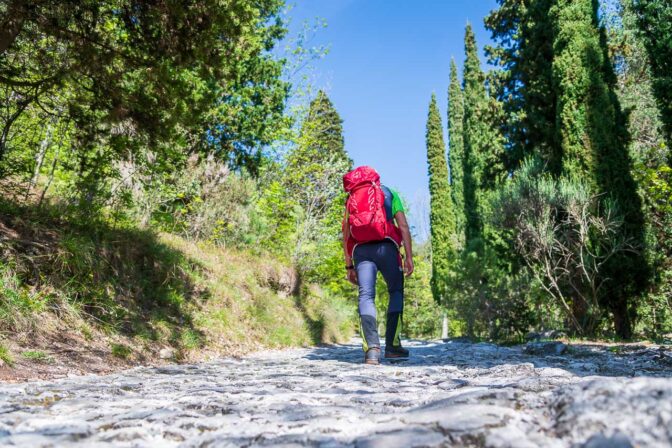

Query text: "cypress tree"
[633, 0, 672, 149]
[448, 59, 465, 244]
[485, 0, 559, 173]
[462, 24, 484, 247]
[551, 0, 647, 338]
[426, 94, 455, 305]
[462, 24, 505, 248]
[615, 0, 667, 164]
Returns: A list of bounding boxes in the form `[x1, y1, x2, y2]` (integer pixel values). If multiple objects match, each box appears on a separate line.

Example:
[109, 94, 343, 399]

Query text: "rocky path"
[1, 339, 672, 447]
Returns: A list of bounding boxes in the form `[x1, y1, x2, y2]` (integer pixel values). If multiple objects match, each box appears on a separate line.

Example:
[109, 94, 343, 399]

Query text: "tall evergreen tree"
[285, 90, 351, 211]
[633, 0, 672, 149]
[485, 0, 559, 173]
[610, 0, 667, 164]
[462, 24, 505, 249]
[448, 59, 465, 244]
[551, 0, 647, 338]
[462, 24, 484, 247]
[284, 90, 353, 273]
[426, 94, 455, 306]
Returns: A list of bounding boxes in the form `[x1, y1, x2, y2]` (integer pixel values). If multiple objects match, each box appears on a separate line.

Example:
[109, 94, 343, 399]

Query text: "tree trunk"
[441, 309, 449, 339]
[612, 298, 633, 340]
[27, 123, 52, 198]
[570, 296, 588, 336]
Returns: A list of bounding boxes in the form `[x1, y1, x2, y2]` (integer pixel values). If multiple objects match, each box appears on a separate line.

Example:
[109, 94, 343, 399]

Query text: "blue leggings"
[354, 240, 404, 318]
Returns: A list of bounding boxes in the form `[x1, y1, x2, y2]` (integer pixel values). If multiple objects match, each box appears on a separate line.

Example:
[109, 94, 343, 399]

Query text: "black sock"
[386, 312, 402, 348]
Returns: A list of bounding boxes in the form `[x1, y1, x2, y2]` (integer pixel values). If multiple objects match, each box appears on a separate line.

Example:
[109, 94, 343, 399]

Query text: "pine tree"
[285, 90, 352, 210]
[551, 0, 648, 338]
[485, 0, 559, 173]
[426, 94, 455, 305]
[284, 90, 353, 273]
[298, 90, 349, 163]
[633, 0, 672, 149]
[448, 59, 465, 244]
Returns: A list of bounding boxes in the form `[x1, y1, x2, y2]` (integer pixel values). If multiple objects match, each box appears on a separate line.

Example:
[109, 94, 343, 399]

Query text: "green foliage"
[452, 243, 539, 340]
[424, 0, 668, 341]
[486, 0, 559, 173]
[0, 0, 291, 228]
[0, 200, 202, 343]
[402, 252, 442, 338]
[0, 0, 289, 175]
[426, 94, 455, 304]
[606, 1, 671, 337]
[110, 343, 132, 359]
[635, 163, 672, 336]
[551, 0, 647, 338]
[372, 250, 440, 339]
[0, 342, 12, 366]
[607, 0, 668, 166]
[461, 24, 506, 248]
[0, 195, 354, 356]
[493, 159, 636, 335]
[633, 0, 672, 147]
[448, 60, 465, 243]
[131, 154, 265, 248]
[462, 24, 485, 246]
[21, 350, 50, 362]
[436, 24, 510, 338]
[280, 91, 352, 280]
[299, 285, 356, 345]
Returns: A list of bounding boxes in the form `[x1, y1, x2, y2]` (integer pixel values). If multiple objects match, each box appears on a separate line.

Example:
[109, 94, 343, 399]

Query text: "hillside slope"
[0, 200, 354, 381]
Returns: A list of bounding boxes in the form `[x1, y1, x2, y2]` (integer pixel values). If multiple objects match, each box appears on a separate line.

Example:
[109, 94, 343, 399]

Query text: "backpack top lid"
[343, 166, 380, 193]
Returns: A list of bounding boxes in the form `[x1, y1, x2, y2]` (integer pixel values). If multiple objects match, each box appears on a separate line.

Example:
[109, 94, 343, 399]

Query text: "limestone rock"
[523, 341, 568, 356]
[0, 339, 670, 447]
[582, 432, 634, 448]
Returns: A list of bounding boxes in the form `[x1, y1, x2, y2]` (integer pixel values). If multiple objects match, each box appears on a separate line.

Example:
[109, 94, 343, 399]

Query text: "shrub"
[493, 159, 641, 336]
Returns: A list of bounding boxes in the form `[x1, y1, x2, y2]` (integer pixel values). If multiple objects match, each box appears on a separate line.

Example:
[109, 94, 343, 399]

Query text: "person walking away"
[342, 166, 414, 365]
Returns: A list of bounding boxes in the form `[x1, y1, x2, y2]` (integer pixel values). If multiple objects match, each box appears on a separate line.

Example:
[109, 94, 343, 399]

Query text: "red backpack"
[343, 166, 387, 243]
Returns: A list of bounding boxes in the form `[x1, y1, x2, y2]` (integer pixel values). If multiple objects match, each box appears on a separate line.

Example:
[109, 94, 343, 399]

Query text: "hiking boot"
[364, 347, 381, 365]
[385, 345, 409, 359]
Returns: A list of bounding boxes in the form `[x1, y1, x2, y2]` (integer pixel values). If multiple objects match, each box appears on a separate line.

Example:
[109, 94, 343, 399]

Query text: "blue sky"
[284, 0, 499, 238]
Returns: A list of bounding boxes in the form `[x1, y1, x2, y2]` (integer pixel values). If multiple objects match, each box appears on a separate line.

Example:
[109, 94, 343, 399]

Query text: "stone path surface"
[1, 339, 672, 447]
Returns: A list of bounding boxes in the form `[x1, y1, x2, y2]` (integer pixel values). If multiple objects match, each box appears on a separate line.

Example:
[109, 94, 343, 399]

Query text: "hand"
[403, 256, 414, 277]
[347, 269, 358, 286]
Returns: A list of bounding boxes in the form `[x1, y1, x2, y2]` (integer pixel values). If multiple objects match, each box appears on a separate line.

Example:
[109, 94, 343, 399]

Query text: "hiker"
[342, 166, 414, 365]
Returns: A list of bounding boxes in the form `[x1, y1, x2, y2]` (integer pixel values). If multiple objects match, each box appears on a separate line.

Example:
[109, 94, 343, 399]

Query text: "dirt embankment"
[0, 203, 353, 383]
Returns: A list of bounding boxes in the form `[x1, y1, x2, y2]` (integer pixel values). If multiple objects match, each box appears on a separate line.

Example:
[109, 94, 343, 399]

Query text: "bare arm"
[395, 211, 414, 276]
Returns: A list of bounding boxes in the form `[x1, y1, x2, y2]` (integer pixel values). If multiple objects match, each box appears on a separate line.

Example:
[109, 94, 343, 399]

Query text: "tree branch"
[0, 0, 26, 55]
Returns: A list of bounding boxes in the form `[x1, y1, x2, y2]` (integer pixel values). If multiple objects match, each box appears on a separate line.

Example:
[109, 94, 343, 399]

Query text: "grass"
[0, 196, 354, 365]
[110, 343, 132, 359]
[0, 343, 13, 366]
[21, 350, 51, 362]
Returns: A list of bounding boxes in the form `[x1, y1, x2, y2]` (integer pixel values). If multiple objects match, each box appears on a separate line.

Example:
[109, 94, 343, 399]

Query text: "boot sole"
[365, 359, 380, 365]
[384, 353, 409, 359]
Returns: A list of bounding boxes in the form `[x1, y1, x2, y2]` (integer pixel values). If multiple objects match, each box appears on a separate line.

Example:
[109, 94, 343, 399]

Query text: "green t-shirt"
[382, 185, 404, 220]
